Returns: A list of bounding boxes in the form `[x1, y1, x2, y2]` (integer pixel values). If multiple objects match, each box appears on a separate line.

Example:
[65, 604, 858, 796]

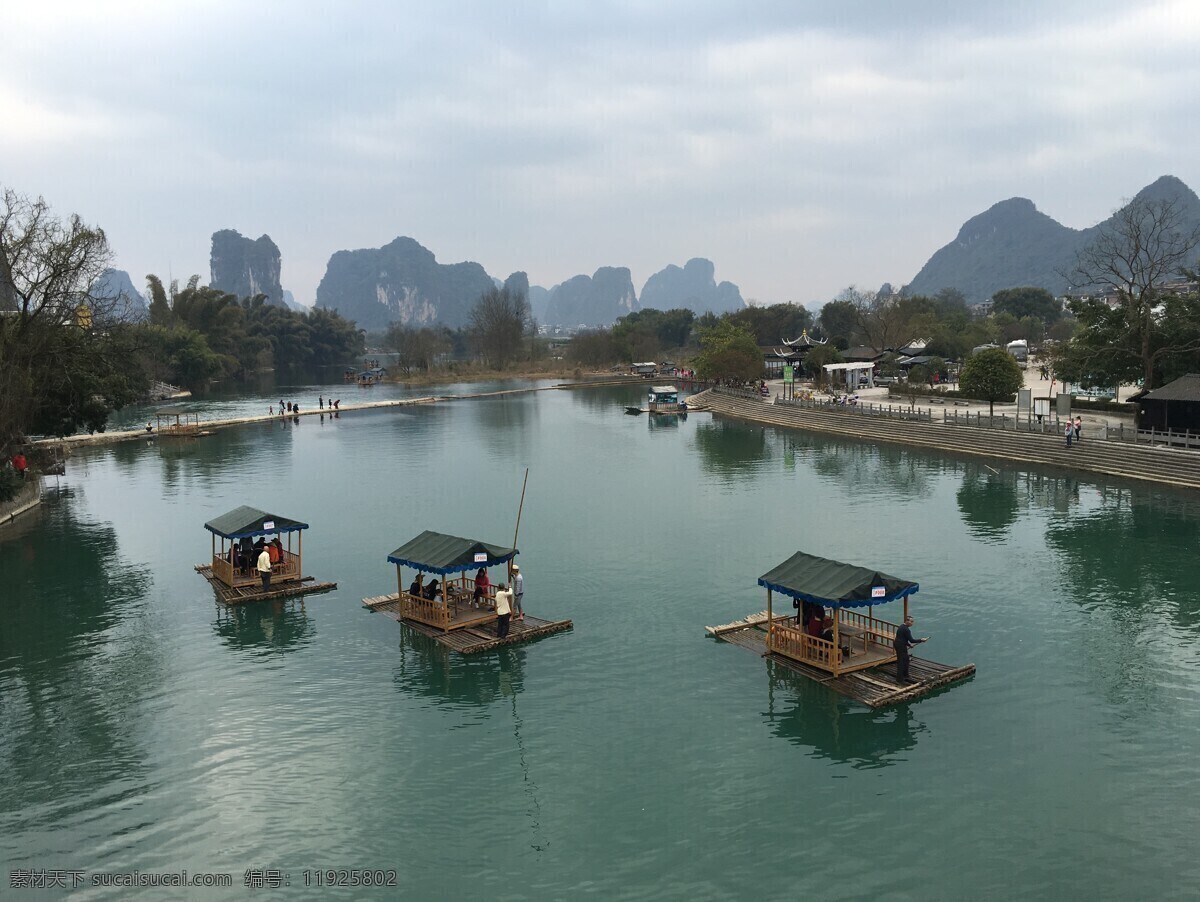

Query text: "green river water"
[3, 382, 1199, 900]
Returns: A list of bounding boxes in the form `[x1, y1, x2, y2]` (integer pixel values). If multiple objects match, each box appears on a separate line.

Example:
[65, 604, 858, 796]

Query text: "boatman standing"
[494, 583, 513, 638]
[893, 615, 928, 684]
[512, 564, 524, 621]
[257, 543, 272, 593]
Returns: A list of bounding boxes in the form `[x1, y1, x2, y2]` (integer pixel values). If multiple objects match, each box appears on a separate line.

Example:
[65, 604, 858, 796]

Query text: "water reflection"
[471, 395, 538, 460]
[212, 599, 315, 655]
[647, 412, 686, 430]
[762, 661, 926, 767]
[789, 433, 932, 499]
[956, 465, 1020, 540]
[0, 491, 157, 815]
[1046, 490, 1200, 634]
[392, 627, 526, 707]
[693, 421, 771, 477]
[108, 421, 295, 488]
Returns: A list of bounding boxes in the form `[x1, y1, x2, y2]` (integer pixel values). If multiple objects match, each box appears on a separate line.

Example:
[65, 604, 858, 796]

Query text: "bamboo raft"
[709, 615, 975, 708]
[195, 565, 337, 605]
[363, 593, 573, 653]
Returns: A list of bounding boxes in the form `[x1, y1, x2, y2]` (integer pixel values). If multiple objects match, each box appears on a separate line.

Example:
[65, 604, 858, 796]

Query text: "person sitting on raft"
[422, 578, 441, 600]
[473, 567, 490, 608]
[409, 574, 423, 597]
[807, 608, 833, 642]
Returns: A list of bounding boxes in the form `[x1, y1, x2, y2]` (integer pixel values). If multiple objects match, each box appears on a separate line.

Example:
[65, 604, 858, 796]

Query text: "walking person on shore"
[257, 543, 272, 593]
[494, 582, 513, 638]
[894, 615, 928, 684]
[1074, 416, 1082, 444]
[319, 396, 324, 409]
[1065, 421, 1073, 448]
[512, 564, 524, 621]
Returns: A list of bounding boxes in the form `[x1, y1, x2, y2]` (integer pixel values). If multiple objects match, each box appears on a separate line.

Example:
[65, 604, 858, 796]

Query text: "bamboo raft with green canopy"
[194, 505, 337, 604]
[707, 551, 974, 707]
[362, 529, 572, 653]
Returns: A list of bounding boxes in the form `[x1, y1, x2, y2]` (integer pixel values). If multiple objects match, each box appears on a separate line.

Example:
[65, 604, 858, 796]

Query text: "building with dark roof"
[1136, 374, 1200, 432]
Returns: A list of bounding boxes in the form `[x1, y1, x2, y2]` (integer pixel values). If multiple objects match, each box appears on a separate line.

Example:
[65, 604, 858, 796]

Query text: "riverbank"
[0, 476, 41, 530]
[696, 387, 1200, 492]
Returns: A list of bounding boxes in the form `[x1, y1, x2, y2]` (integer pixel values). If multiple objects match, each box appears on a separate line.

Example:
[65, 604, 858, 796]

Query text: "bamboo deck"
[362, 593, 572, 653]
[709, 614, 975, 708]
[195, 565, 337, 605]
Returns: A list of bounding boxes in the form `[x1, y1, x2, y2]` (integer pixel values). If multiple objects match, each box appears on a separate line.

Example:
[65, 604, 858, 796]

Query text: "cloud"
[2, 1, 1198, 307]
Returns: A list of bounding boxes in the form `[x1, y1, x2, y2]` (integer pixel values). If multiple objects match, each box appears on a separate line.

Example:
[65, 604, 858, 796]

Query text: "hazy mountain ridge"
[314, 235, 745, 330]
[639, 257, 744, 315]
[314, 236, 497, 331]
[906, 175, 1200, 301]
[92, 268, 147, 322]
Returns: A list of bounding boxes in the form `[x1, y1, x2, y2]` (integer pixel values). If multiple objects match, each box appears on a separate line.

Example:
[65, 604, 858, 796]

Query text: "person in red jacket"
[11, 453, 28, 479]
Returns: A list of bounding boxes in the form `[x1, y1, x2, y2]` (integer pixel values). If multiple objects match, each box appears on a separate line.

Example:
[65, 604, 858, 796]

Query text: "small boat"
[707, 551, 974, 707]
[362, 529, 571, 653]
[195, 505, 336, 604]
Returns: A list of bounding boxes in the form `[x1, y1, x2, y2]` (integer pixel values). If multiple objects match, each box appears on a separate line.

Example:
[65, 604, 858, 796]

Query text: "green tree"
[727, 302, 812, 345]
[802, 344, 843, 381]
[818, 299, 856, 347]
[991, 286, 1062, 324]
[959, 347, 1024, 417]
[693, 320, 762, 383]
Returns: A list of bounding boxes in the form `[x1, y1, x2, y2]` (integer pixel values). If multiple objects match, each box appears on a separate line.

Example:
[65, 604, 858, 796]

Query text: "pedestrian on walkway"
[1074, 416, 1082, 444]
[319, 396, 324, 409]
[1065, 421, 1073, 448]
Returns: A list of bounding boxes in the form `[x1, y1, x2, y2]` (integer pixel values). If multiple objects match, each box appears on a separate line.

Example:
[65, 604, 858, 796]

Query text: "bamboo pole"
[509, 468, 529, 582]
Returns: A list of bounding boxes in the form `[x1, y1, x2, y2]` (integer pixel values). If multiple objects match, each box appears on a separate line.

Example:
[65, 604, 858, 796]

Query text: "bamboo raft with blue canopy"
[362, 529, 572, 653]
[707, 551, 974, 708]
[194, 505, 337, 604]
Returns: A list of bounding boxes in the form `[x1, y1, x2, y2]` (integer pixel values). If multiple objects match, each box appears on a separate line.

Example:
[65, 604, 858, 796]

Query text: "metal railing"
[770, 392, 934, 423]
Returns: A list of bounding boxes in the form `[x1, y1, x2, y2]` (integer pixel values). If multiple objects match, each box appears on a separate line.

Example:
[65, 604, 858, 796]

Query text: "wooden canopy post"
[298, 529, 303, 579]
[833, 608, 841, 675]
[766, 587, 773, 652]
[903, 594, 909, 620]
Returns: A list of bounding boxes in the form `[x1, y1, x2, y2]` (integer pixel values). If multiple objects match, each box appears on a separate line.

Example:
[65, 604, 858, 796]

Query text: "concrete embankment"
[694, 388, 1200, 492]
[0, 476, 41, 529]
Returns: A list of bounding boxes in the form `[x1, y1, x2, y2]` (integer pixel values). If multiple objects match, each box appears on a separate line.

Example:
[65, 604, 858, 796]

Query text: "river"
[2, 382, 1199, 899]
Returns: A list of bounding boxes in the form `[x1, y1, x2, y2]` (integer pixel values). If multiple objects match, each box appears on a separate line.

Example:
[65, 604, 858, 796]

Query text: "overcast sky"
[4, 1, 1198, 309]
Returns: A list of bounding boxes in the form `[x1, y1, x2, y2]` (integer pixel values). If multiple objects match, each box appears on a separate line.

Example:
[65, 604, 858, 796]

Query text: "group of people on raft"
[227, 535, 287, 576]
[406, 564, 525, 637]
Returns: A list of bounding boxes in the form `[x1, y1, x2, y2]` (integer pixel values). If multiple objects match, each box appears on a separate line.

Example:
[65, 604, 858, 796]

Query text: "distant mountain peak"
[210, 229, 284, 306]
[907, 176, 1200, 302]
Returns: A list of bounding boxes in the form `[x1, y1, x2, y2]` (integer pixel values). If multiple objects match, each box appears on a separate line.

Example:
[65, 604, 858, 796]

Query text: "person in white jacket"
[494, 583, 513, 638]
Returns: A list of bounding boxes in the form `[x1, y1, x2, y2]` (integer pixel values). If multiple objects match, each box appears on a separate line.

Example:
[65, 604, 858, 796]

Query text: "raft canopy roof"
[205, 505, 309, 539]
[758, 551, 919, 609]
[387, 529, 517, 575]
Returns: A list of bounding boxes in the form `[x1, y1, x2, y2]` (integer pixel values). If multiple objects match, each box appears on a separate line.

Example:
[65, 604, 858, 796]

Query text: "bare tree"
[0, 188, 144, 450]
[838, 285, 909, 352]
[383, 322, 447, 374]
[1068, 195, 1200, 388]
[469, 286, 530, 369]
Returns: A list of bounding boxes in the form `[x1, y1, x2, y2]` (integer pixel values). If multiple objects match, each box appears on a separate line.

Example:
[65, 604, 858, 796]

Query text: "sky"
[3, 1, 1199, 310]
